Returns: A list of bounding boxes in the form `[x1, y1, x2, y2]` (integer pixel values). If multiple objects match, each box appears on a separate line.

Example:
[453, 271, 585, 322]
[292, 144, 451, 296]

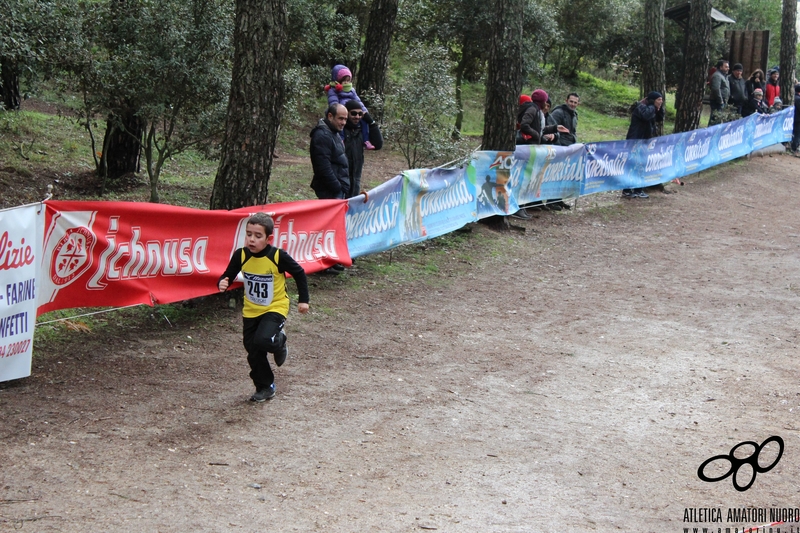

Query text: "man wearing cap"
[623, 91, 664, 199]
[518, 89, 569, 145]
[727, 63, 747, 115]
[342, 100, 383, 198]
[709, 60, 730, 126]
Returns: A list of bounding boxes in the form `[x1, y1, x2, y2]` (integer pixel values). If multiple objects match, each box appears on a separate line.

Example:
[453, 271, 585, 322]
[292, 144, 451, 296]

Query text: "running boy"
[218, 213, 310, 402]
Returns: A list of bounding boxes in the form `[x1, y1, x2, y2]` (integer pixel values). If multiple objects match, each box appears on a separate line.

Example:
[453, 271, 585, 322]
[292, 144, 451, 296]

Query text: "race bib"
[243, 272, 274, 306]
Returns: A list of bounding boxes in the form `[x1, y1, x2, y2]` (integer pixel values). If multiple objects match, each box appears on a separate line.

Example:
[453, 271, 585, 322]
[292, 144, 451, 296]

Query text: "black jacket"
[626, 100, 664, 140]
[728, 75, 747, 107]
[741, 96, 768, 117]
[549, 104, 578, 145]
[518, 102, 558, 144]
[309, 118, 349, 199]
[342, 118, 383, 198]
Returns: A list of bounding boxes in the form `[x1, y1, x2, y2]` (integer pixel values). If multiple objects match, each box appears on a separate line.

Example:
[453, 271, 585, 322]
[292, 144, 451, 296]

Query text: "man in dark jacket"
[623, 91, 664, 199]
[309, 104, 349, 200]
[550, 93, 580, 146]
[727, 63, 747, 115]
[343, 100, 383, 198]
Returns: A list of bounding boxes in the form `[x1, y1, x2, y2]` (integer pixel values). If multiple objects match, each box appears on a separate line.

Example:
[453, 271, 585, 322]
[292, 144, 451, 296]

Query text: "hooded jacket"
[626, 99, 664, 140]
[518, 102, 558, 144]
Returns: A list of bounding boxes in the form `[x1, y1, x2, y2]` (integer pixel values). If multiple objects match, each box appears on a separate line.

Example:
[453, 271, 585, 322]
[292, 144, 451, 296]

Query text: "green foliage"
[546, 0, 640, 78]
[62, 0, 233, 202]
[383, 45, 472, 168]
[286, 0, 362, 70]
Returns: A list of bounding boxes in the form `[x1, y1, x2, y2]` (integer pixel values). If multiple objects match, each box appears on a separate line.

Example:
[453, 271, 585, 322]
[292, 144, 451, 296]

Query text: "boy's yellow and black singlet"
[240, 247, 290, 318]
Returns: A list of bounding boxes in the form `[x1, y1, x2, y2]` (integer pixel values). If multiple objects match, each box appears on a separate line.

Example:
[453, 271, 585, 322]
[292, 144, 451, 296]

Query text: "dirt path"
[3, 153, 800, 532]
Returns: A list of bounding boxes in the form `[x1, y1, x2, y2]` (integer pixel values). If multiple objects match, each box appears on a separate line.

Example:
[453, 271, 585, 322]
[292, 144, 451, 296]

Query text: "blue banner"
[581, 140, 638, 195]
[467, 151, 520, 218]
[680, 125, 719, 176]
[345, 175, 404, 258]
[346, 108, 795, 258]
[514, 144, 584, 204]
[397, 167, 477, 245]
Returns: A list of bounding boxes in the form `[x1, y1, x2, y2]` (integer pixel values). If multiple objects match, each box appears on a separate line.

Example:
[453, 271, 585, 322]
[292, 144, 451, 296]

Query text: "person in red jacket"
[765, 69, 780, 107]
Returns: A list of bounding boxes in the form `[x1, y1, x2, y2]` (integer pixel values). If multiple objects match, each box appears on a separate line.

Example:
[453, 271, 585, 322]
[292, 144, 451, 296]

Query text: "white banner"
[0, 204, 43, 382]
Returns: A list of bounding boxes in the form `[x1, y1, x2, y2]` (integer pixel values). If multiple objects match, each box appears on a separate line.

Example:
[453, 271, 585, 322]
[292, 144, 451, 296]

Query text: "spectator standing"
[550, 93, 580, 146]
[309, 104, 349, 200]
[792, 84, 800, 154]
[342, 100, 383, 198]
[623, 91, 664, 199]
[727, 64, 747, 115]
[709, 60, 730, 126]
[745, 69, 766, 99]
[515, 94, 534, 144]
[765, 69, 780, 107]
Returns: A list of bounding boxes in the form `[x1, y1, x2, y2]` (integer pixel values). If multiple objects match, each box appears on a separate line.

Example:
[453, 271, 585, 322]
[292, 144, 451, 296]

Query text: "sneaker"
[250, 384, 276, 402]
[274, 332, 288, 367]
[510, 208, 532, 219]
[331, 264, 345, 271]
[636, 191, 649, 198]
[622, 189, 633, 198]
[364, 141, 376, 150]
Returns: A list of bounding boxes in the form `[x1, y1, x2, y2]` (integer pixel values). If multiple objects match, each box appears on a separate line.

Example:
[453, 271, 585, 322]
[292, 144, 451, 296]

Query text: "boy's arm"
[277, 250, 310, 311]
[218, 249, 244, 291]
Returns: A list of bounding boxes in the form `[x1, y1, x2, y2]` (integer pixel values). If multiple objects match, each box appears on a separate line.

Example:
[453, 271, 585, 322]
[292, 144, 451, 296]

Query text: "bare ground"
[3, 153, 800, 532]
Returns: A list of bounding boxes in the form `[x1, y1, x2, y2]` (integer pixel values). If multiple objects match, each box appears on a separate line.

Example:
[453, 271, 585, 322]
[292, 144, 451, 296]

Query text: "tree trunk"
[641, 0, 666, 103]
[1, 58, 21, 110]
[642, 0, 666, 136]
[210, 0, 288, 210]
[99, 107, 144, 179]
[356, 0, 398, 112]
[779, 0, 797, 103]
[673, 0, 711, 133]
[453, 55, 466, 137]
[482, 0, 524, 151]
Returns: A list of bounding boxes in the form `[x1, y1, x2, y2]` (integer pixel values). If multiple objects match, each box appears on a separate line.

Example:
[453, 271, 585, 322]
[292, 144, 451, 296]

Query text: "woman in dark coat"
[745, 69, 766, 99]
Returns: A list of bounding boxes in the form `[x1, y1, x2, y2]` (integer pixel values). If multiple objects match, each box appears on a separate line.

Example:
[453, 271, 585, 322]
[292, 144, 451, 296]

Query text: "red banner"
[38, 199, 350, 315]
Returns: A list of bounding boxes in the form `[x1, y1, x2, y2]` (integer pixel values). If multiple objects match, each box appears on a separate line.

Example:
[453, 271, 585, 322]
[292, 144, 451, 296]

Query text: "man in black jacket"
[343, 100, 383, 198]
[550, 93, 580, 146]
[309, 104, 349, 200]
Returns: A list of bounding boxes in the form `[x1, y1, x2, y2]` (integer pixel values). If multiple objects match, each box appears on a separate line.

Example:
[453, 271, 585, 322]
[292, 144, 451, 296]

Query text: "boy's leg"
[242, 313, 285, 391]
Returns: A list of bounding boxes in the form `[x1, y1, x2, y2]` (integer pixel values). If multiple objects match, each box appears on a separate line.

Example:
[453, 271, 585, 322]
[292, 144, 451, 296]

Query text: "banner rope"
[36, 304, 143, 325]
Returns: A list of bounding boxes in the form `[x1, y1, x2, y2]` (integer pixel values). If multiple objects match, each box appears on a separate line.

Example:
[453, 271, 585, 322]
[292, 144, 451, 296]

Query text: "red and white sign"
[0, 204, 43, 382]
[39, 199, 350, 315]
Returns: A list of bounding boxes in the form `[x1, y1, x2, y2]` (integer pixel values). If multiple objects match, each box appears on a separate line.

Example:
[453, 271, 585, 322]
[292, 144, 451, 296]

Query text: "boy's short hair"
[247, 213, 274, 235]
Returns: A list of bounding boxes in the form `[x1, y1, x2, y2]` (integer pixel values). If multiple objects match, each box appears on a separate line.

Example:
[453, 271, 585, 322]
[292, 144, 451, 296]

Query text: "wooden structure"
[664, 3, 735, 29]
[725, 30, 771, 77]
